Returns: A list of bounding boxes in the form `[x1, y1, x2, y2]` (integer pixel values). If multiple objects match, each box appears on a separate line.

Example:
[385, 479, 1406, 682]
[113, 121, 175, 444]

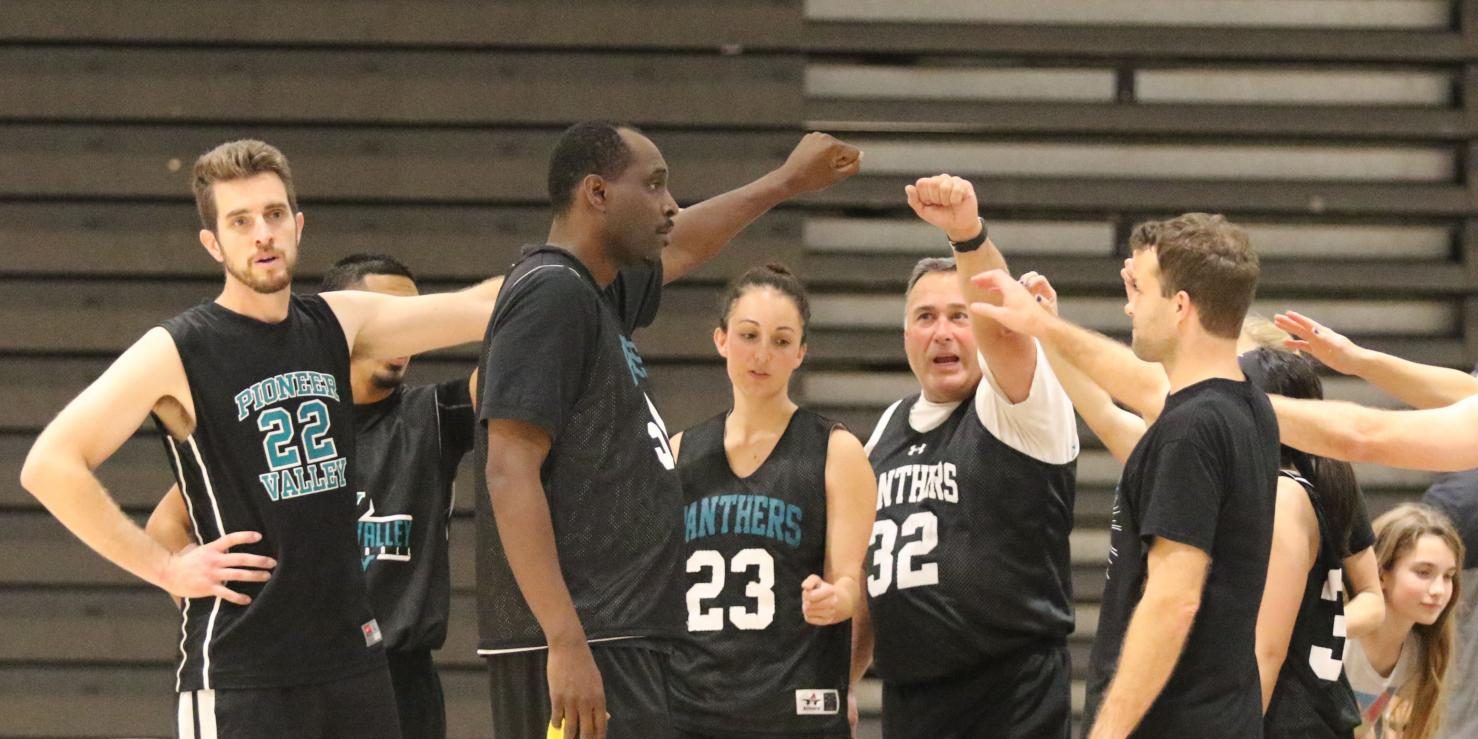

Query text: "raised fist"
[778, 132, 862, 193]
[905, 174, 982, 243]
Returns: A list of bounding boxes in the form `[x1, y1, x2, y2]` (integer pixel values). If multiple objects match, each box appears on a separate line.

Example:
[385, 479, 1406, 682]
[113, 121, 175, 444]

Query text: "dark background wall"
[3, 1, 1476, 735]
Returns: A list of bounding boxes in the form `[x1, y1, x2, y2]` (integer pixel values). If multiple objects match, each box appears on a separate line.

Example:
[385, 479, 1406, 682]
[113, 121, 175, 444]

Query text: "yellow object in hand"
[546, 720, 564, 739]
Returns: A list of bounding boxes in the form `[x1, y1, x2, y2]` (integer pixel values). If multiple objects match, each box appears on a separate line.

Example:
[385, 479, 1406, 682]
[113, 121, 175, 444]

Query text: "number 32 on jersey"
[867, 511, 939, 596]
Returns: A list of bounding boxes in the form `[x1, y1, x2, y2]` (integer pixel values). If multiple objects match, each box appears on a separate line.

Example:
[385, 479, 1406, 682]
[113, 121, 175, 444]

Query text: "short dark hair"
[906, 256, 957, 296]
[547, 121, 639, 215]
[1129, 213, 1258, 339]
[719, 262, 811, 342]
[321, 253, 416, 292]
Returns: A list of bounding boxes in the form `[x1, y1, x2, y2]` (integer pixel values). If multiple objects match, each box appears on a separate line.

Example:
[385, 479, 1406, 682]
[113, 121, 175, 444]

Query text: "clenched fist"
[777, 132, 862, 193]
[905, 174, 982, 243]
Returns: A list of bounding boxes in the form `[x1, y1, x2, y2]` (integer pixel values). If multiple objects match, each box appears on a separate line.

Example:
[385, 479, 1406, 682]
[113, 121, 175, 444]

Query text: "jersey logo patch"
[907, 443, 927, 456]
[361, 619, 383, 647]
[795, 689, 839, 716]
[357, 493, 413, 569]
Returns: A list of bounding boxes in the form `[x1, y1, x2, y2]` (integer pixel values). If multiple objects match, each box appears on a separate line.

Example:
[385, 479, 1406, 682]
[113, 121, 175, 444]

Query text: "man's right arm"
[1276, 311, 1478, 409]
[19, 328, 273, 603]
[485, 418, 606, 739]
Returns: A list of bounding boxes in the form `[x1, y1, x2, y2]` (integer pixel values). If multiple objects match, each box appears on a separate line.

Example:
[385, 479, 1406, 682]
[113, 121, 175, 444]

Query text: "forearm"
[489, 474, 586, 646]
[22, 450, 172, 589]
[1256, 644, 1289, 712]
[1091, 594, 1199, 738]
[1349, 347, 1478, 409]
[849, 599, 874, 685]
[662, 169, 798, 283]
[1344, 591, 1385, 638]
[1041, 317, 1169, 423]
[1043, 345, 1146, 462]
[956, 240, 1036, 400]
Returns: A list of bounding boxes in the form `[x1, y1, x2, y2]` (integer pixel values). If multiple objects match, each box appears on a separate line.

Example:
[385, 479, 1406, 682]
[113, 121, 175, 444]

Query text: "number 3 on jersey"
[867, 511, 940, 596]
[686, 549, 775, 631]
[643, 393, 675, 471]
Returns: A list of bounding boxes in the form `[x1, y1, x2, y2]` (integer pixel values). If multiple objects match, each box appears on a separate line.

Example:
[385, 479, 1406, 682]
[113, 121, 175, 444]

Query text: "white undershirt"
[884, 340, 1080, 465]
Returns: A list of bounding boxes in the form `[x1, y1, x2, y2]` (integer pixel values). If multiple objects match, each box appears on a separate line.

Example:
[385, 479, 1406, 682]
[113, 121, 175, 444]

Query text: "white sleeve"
[973, 340, 1080, 464]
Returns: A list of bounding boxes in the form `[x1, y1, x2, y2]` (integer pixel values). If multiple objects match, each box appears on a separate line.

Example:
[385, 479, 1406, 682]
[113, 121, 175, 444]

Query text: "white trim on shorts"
[178, 689, 218, 739]
[477, 635, 644, 656]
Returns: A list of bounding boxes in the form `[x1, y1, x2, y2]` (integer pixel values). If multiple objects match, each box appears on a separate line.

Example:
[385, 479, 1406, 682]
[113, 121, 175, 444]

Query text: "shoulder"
[826, 425, 870, 467]
[506, 258, 594, 301]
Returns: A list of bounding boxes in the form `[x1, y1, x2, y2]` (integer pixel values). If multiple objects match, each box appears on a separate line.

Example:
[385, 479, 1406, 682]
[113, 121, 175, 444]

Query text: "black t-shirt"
[354, 379, 475, 654]
[1084, 378, 1279, 738]
[473, 245, 684, 653]
[669, 409, 851, 737]
[159, 295, 384, 691]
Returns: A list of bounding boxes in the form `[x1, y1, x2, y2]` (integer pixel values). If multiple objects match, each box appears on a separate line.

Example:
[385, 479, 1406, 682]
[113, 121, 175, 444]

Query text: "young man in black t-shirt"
[972, 214, 1276, 739]
[148, 253, 480, 739]
[477, 122, 860, 739]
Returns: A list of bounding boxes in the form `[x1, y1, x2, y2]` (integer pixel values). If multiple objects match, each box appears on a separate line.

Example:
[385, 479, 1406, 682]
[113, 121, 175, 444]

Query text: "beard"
[225, 253, 294, 294]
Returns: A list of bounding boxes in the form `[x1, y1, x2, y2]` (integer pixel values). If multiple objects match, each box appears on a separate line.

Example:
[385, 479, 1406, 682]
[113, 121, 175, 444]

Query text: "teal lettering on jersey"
[234, 371, 341, 421]
[356, 497, 413, 569]
[684, 494, 804, 549]
[258, 457, 348, 501]
[618, 336, 647, 386]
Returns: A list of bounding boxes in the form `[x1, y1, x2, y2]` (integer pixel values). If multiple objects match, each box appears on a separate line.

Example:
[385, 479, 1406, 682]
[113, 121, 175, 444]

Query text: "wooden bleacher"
[4, 0, 1477, 736]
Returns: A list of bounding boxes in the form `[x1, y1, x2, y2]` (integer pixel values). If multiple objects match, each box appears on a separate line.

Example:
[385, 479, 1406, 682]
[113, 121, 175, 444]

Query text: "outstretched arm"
[1271, 393, 1478, 472]
[323, 275, 505, 362]
[969, 268, 1170, 423]
[1275, 311, 1478, 409]
[1021, 271, 1147, 462]
[661, 132, 861, 284]
[905, 174, 1036, 402]
[20, 328, 275, 603]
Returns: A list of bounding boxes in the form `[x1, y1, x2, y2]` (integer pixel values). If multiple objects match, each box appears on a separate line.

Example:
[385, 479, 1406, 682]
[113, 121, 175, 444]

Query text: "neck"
[728, 388, 797, 436]
[1162, 333, 1243, 393]
[215, 278, 292, 322]
[547, 218, 619, 288]
[351, 374, 396, 405]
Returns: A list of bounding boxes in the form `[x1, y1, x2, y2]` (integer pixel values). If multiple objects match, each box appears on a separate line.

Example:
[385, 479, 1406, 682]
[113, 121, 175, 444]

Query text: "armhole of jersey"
[864, 399, 904, 455]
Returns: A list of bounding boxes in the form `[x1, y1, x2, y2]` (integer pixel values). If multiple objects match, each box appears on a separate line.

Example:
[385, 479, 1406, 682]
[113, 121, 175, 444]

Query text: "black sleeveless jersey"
[354, 379, 475, 654]
[669, 409, 851, 737]
[158, 295, 383, 692]
[475, 246, 684, 652]
[1264, 472, 1362, 739]
[864, 394, 1077, 684]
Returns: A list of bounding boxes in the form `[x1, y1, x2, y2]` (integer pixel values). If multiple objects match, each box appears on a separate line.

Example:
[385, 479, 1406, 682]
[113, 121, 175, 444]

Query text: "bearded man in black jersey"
[853, 174, 1080, 739]
[147, 253, 478, 739]
[476, 123, 860, 739]
[21, 140, 505, 739]
[972, 214, 1277, 739]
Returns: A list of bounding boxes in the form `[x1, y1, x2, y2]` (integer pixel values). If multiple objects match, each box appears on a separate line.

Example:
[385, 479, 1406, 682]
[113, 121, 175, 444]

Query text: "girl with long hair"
[1347, 503, 1464, 739]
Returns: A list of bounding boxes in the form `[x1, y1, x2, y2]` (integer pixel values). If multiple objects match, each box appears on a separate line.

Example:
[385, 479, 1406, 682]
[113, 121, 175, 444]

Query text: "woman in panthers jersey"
[667, 263, 874, 739]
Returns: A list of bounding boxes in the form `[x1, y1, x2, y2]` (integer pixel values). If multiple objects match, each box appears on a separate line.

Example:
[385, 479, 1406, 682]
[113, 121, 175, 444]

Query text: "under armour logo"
[907, 443, 927, 456]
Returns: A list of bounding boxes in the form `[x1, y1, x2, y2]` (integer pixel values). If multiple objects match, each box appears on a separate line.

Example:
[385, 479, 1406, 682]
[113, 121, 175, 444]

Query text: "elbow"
[19, 444, 58, 499]
[1160, 592, 1203, 635]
